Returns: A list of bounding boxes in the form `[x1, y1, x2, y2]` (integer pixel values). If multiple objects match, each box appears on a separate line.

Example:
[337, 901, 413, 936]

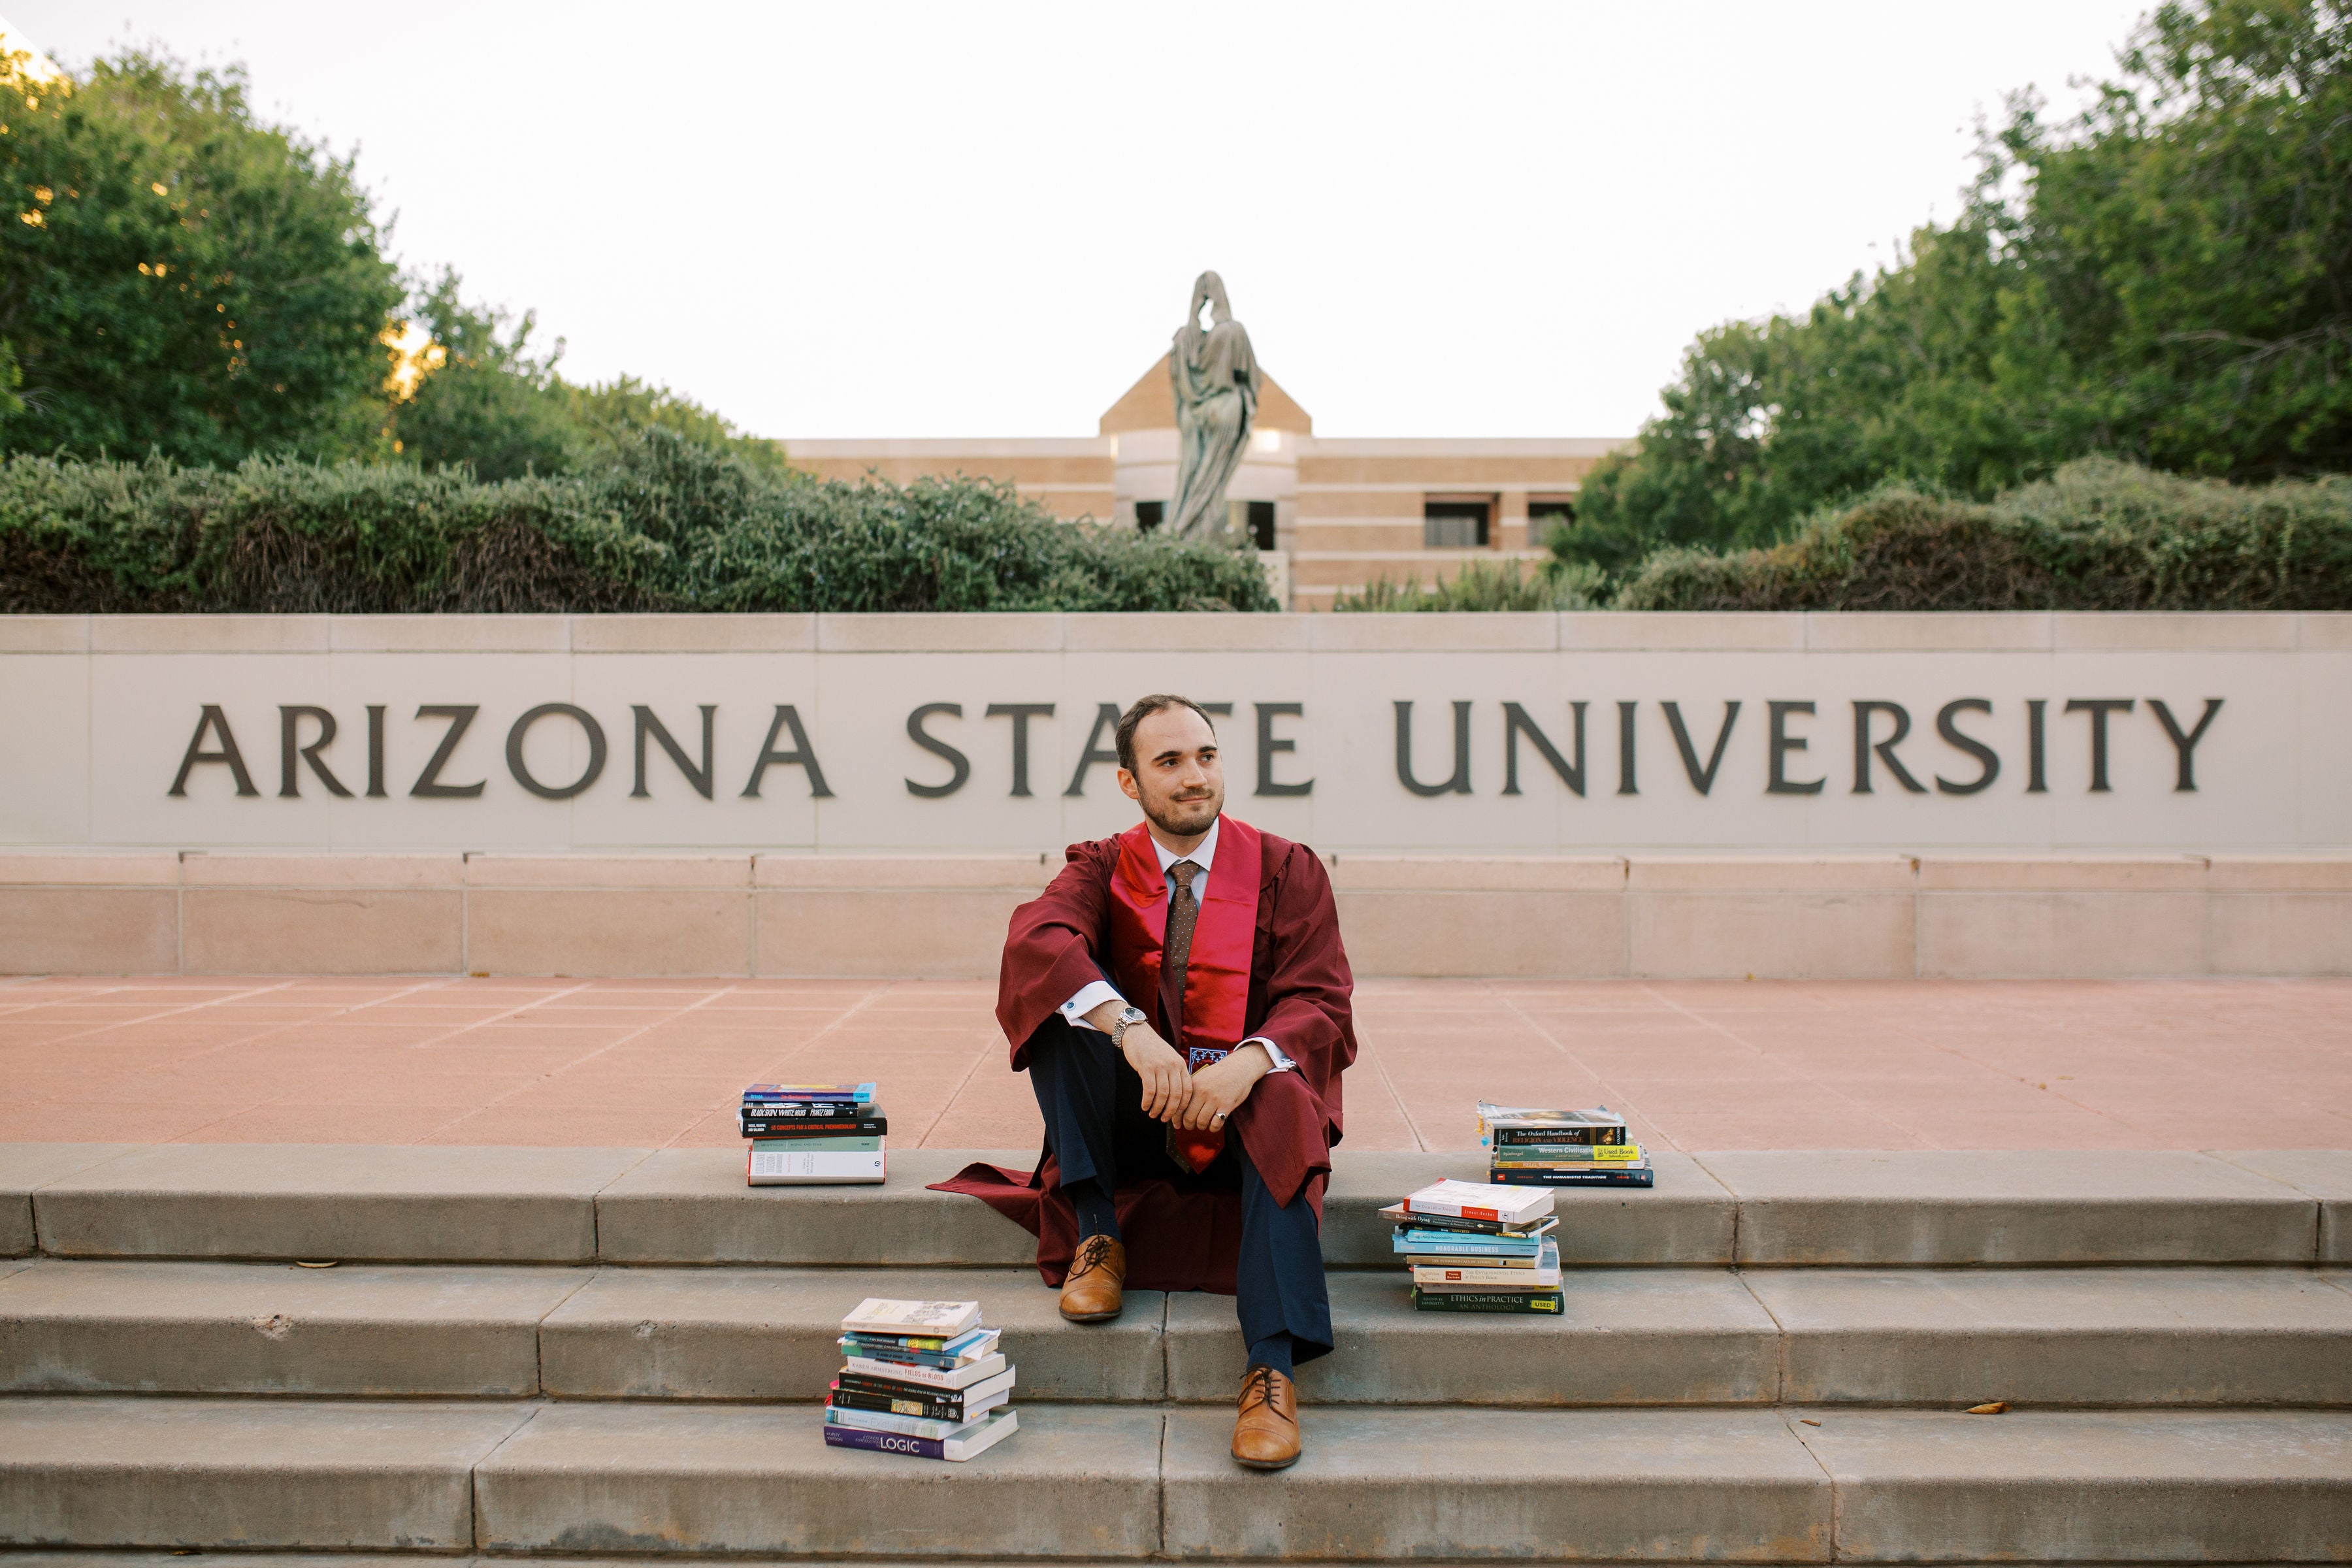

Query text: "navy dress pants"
[1026, 1016, 1333, 1369]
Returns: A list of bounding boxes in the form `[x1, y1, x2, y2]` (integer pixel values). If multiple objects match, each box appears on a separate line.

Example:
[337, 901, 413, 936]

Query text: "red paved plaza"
[3, 975, 2346, 1152]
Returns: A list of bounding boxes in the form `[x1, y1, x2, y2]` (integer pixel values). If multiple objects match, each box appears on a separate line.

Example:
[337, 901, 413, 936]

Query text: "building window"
[1247, 500, 1275, 551]
[1424, 498, 1491, 548]
[1135, 500, 1164, 534]
[1527, 497, 1576, 544]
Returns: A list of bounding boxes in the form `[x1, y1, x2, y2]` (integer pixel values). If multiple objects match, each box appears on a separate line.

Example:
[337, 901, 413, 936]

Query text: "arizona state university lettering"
[163, 695, 2225, 804]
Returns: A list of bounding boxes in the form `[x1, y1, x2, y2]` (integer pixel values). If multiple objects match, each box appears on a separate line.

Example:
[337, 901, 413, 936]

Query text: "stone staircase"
[1, 1142, 2349, 1562]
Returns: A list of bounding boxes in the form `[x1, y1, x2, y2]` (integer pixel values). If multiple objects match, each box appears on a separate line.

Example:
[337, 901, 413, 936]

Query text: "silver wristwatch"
[1109, 1005, 1148, 1049]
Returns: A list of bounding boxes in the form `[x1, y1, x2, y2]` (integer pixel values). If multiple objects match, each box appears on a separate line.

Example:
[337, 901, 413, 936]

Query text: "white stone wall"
[4, 612, 2345, 856]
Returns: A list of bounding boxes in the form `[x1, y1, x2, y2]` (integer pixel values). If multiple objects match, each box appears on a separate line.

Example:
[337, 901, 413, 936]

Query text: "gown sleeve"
[996, 840, 1119, 1070]
[1230, 841, 1358, 1208]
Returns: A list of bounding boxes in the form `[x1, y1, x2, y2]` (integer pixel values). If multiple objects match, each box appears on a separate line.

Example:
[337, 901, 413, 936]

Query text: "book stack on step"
[824, 1298, 1019, 1462]
[741, 1082, 887, 1186]
[1387, 1178, 1563, 1315]
[1478, 1100, 1654, 1188]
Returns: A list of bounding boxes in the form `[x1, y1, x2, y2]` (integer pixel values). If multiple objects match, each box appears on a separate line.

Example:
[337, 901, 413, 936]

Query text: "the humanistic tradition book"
[1412, 1286, 1564, 1313]
[821, 1407, 1019, 1462]
[1411, 1238, 1562, 1288]
[841, 1350, 1009, 1390]
[1490, 1165, 1657, 1188]
[825, 1402, 1006, 1442]
[747, 1145, 885, 1185]
[745, 1082, 876, 1102]
[1400, 1178, 1555, 1226]
[831, 1368, 1017, 1421]
[842, 1299, 983, 1338]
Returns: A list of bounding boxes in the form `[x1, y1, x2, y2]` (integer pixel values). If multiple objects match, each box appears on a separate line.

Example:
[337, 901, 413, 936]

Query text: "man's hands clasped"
[1086, 999, 1270, 1129]
[1121, 1024, 1192, 1121]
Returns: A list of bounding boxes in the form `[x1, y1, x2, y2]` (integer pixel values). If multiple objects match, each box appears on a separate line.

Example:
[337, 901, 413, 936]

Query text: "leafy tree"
[388, 269, 578, 481]
[566, 376, 791, 476]
[0, 48, 402, 464]
[389, 269, 788, 480]
[1571, 0, 2351, 574]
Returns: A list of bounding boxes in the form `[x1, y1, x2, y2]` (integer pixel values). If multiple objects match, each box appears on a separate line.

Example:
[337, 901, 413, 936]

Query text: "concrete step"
[0, 1259, 586, 1397]
[0, 1396, 529, 1551]
[5, 1397, 2347, 1560]
[5, 1258, 2349, 1407]
[471, 1400, 1164, 1558]
[1749, 1264, 2352, 1407]
[0, 1262, 1160, 1401]
[18, 1142, 2343, 1267]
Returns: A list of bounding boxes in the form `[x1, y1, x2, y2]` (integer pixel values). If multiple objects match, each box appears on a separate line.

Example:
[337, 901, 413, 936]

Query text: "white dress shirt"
[1060, 817, 1296, 1072]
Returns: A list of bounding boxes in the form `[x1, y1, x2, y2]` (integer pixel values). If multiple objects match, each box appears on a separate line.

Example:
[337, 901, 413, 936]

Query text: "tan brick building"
[786, 359, 1622, 610]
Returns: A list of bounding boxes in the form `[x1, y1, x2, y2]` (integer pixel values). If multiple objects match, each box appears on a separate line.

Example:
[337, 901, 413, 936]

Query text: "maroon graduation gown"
[932, 817, 1357, 1293]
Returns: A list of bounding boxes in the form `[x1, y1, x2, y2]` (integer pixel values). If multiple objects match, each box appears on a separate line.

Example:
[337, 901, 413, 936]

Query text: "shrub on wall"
[0, 431, 1281, 613]
[1613, 459, 2352, 612]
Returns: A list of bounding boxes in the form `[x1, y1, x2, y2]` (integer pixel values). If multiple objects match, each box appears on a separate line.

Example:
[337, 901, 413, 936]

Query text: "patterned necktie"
[1163, 860, 1201, 1021]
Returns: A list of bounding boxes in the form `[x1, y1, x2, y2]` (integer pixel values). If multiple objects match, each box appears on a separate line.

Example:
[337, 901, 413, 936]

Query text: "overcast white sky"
[14, 1, 2146, 441]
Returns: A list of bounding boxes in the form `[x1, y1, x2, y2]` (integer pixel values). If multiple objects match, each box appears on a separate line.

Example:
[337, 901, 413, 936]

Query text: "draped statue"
[1166, 271, 1260, 540]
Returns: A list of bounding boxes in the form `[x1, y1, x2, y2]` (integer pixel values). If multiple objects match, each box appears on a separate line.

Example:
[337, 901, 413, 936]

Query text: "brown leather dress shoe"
[1058, 1233, 1127, 1322]
[1232, 1364, 1302, 1469]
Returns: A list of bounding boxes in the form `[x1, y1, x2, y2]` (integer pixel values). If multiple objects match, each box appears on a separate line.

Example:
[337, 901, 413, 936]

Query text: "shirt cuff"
[1061, 979, 1126, 1031]
[1244, 1036, 1296, 1073]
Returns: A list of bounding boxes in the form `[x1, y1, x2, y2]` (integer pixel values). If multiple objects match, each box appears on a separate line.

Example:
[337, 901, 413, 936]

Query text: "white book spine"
[747, 1147, 887, 1184]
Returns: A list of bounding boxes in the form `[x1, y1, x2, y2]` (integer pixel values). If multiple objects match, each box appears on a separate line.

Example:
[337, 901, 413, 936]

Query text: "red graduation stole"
[1104, 814, 1262, 1173]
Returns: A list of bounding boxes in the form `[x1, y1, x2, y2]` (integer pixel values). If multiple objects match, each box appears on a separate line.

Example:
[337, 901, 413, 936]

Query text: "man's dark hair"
[1116, 694, 1216, 773]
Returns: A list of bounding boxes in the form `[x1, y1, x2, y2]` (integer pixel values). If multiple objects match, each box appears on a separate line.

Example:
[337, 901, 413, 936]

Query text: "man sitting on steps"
[936, 694, 1357, 1471]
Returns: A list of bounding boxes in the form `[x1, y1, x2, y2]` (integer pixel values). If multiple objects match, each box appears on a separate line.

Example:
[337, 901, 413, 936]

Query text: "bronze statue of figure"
[1166, 271, 1260, 539]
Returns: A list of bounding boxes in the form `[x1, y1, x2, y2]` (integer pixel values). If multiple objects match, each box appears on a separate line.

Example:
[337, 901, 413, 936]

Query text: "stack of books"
[1386, 1178, 1563, 1314]
[823, 1298, 1019, 1461]
[1478, 1101, 1654, 1187]
[742, 1082, 888, 1186]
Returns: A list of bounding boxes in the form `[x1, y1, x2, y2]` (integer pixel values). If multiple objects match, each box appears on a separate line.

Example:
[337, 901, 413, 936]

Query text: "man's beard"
[1141, 787, 1221, 838]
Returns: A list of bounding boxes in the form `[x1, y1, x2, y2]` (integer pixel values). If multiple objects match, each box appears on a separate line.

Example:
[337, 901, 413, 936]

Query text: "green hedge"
[0, 432, 1280, 614]
[1613, 460, 2352, 612]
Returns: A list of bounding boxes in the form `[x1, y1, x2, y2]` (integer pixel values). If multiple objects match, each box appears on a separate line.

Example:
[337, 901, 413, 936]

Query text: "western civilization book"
[1490, 1143, 1645, 1162]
